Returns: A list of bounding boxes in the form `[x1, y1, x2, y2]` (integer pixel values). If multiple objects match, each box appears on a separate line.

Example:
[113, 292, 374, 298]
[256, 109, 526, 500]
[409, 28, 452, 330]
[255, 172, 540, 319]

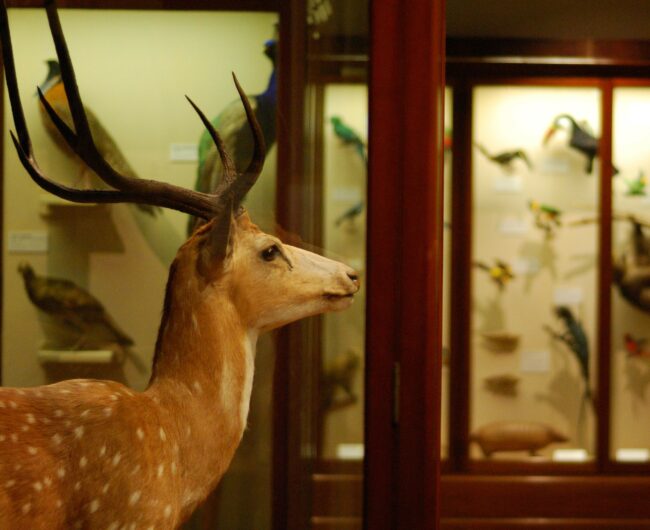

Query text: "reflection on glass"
[441, 86, 452, 459]
[611, 86, 650, 463]
[470, 85, 601, 461]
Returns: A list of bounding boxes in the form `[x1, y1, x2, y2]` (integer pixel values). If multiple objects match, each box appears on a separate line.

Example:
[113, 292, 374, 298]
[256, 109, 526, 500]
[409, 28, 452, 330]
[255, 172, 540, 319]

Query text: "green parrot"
[624, 171, 647, 196]
[330, 115, 367, 163]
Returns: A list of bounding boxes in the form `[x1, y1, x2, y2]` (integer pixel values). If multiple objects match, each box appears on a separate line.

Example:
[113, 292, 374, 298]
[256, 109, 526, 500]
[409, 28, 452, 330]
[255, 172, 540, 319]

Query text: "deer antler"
[0, 0, 265, 222]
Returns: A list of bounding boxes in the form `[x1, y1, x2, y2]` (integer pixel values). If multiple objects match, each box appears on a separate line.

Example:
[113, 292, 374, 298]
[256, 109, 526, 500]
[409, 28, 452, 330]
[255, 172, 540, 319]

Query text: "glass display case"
[1, 2, 374, 529]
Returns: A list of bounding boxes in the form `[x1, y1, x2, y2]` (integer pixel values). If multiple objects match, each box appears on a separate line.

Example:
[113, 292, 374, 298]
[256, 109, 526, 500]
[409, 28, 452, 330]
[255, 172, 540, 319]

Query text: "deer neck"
[145, 265, 257, 513]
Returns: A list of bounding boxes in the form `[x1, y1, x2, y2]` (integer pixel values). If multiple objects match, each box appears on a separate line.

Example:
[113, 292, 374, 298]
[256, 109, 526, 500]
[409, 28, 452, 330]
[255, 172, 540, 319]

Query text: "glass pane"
[470, 85, 601, 462]
[611, 86, 650, 463]
[2, 7, 278, 529]
[441, 86, 453, 460]
[320, 83, 367, 459]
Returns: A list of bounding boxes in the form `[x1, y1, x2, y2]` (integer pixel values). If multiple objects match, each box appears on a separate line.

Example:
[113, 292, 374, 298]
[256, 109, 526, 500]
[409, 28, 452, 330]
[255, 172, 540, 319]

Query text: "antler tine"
[185, 96, 237, 184]
[0, 0, 32, 154]
[228, 72, 266, 207]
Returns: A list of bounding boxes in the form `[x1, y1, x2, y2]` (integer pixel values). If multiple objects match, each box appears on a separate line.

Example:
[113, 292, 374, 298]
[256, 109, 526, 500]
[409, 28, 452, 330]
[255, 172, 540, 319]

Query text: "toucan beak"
[542, 125, 557, 145]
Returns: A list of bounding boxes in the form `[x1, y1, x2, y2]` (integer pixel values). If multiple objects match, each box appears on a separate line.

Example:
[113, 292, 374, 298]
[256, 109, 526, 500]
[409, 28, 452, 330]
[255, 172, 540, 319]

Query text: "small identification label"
[520, 350, 550, 373]
[616, 448, 650, 462]
[553, 448, 589, 462]
[493, 176, 523, 193]
[169, 143, 198, 162]
[8, 230, 48, 253]
[554, 286, 583, 305]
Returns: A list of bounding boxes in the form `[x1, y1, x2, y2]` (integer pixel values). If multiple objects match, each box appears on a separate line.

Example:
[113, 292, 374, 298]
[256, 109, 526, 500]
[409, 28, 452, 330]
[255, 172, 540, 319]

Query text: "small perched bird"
[528, 199, 562, 238]
[38, 59, 157, 216]
[624, 171, 647, 196]
[473, 259, 515, 290]
[474, 142, 532, 170]
[335, 201, 364, 227]
[331, 115, 367, 163]
[18, 262, 133, 350]
[188, 39, 278, 236]
[623, 333, 650, 359]
[543, 114, 618, 175]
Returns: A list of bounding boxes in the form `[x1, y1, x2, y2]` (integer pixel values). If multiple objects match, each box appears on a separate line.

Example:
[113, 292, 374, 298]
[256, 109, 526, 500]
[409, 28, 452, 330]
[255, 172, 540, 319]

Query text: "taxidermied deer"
[0, 2, 359, 528]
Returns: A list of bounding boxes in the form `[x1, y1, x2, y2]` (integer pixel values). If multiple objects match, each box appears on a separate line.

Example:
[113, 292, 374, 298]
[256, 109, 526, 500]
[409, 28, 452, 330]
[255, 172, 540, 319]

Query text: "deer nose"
[346, 270, 360, 288]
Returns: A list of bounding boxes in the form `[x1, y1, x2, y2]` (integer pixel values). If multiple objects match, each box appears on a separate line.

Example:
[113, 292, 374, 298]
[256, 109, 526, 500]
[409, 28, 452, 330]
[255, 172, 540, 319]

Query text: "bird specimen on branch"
[38, 59, 158, 216]
[543, 114, 618, 175]
[18, 262, 134, 352]
[474, 142, 532, 170]
[624, 170, 647, 197]
[187, 39, 278, 236]
[473, 259, 515, 291]
[544, 305, 594, 424]
[331, 115, 367, 163]
[528, 199, 562, 238]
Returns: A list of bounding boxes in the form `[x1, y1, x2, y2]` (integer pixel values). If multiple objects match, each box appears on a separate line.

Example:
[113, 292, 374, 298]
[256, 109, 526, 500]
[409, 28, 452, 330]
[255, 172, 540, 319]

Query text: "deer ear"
[200, 203, 234, 272]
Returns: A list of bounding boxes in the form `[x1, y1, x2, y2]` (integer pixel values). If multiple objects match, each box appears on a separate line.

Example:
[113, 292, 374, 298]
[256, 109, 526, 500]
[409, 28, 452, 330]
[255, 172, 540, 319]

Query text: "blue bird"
[187, 39, 277, 236]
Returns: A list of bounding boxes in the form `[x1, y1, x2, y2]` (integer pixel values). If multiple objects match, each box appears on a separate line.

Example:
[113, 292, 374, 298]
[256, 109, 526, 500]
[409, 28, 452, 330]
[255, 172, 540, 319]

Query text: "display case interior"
[320, 83, 367, 460]
[470, 85, 602, 462]
[2, 7, 278, 529]
[611, 86, 650, 463]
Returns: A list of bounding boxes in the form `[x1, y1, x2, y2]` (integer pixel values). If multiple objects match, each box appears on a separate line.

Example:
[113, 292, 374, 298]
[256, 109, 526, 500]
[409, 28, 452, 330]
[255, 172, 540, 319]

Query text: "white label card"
[520, 350, 550, 373]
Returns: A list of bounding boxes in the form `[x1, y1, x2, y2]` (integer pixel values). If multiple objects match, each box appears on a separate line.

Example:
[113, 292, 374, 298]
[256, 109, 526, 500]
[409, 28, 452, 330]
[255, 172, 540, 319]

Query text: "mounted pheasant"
[0, 2, 359, 528]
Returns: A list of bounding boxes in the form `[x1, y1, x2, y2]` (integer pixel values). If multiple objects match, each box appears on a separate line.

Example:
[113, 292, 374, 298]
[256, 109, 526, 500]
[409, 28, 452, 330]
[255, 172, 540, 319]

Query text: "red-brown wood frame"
[366, 1, 445, 530]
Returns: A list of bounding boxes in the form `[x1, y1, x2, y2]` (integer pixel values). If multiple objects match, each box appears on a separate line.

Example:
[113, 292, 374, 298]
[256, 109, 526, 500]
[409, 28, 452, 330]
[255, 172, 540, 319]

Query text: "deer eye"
[261, 244, 281, 262]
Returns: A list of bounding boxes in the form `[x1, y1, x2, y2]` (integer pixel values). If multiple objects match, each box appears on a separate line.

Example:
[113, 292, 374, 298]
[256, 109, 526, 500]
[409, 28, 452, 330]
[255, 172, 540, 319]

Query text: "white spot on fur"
[52, 433, 62, 445]
[74, 482, 81, 491]
[80, 456, 88, 468]
[164, 505, 172, 518]
[107, 523, 119, 530]
[56, 499, 62, 508]
[102, 483, 110, 495]
[80, 410, 90, 419]
[5, 480, 15, 488]
[10, 434, 18, 443]
[104, 407, 113, 417]
[136, 428, 144, 440]
[21, 503, 31, 514]
[21, 425, 29, 432]
[129, 490, 141, 505]
[109, 394, 119, 401]
[74, 426, 84, 439]
[99, 445, 107, 457]
[0, 435, 5, 442]
[193, 380, 202, 393]
[44, 477, 52, 487]
[27, 446, 37, 455]
[33, 481, 43, 492]
[14, 464, 21, 471]
[54, 409, 64, 417]
[157, 464, 164, 477]
[59, 389, 72, 395]
[26, 413, 36, 424]
[0, 401, 5, 408]
[57, 467, 66, 479]
[159, 427, 167, 441]
[112, 453, 122, 466]
[171, 461, 177, 475]
[9, 401, 17, 409]
[131, 464, 141, 475]
[89, 499, 100, 513]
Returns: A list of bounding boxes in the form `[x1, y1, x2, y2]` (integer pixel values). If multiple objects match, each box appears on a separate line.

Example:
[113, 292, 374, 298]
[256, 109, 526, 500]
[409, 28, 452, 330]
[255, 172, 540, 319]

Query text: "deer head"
[0, 1, 359, 527]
